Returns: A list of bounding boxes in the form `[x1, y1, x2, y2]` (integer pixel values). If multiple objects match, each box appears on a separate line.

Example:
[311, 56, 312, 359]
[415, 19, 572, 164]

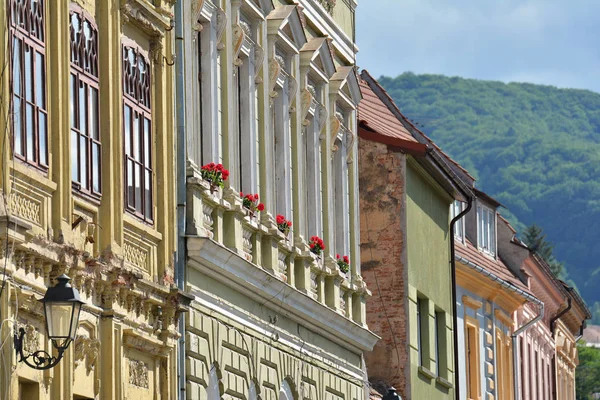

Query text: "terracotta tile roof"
[359, 70, 476, 184]
[456, 238, 532, 296]
[358, 78, 417, 143]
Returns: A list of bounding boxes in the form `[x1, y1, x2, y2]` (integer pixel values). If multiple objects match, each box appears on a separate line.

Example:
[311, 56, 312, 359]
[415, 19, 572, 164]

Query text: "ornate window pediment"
[330, 66, 361, 109]
[266, 5, 306, 52]
[300, 37, 335, 81]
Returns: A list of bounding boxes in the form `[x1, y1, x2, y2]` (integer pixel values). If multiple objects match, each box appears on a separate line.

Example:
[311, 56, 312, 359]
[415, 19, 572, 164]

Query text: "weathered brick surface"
[359, 136, 410, 398]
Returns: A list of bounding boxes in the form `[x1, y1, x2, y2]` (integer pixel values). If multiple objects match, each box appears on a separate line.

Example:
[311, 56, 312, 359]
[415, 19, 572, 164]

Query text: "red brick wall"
[359, 136, 410, 397]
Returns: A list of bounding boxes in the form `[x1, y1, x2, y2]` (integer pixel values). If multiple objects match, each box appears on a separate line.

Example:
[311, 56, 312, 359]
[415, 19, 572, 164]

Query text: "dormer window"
[451, 200, 465, 242]
[477, 204, 496, 256]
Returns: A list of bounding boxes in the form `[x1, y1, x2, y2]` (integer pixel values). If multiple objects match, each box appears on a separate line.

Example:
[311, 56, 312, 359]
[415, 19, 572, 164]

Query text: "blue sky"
[356, 0, 600, 92]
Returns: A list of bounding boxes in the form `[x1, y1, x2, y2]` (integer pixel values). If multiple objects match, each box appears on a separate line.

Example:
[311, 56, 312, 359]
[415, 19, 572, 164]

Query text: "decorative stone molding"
[232, 23, 245, 66]
[123, 242, 148, 272]
[317, 0, 336, 14]
[215, 8, 227, 51]
[254, 44, 265, 84]
[288, 75, 298, 113]
[345, 128, 355, 164]
[268, 58, 281, 100]
[16, 323, 39, 354]
[74, 335, 100, 374]
[129, 359, 149, 388]
[149, 38, 164, 65]
[300, 88, 314, 126]
[318, 105, 328, 141]
[191, 0, 205, 32]
[330, 116, 341, 151]
[462, 295, 483, 310]
[8, 192, 41, 224]
[121, 0, 167, 39]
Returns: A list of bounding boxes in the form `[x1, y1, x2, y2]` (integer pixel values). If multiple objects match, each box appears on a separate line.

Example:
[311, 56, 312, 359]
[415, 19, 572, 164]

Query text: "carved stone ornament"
[8, 192, 41, 224]
[16, 323, 39, 354]
[239, 20, 251, 37]
[318, 105, 328, 140]
[121, 1, 165, 39]
[192, 0, 205, 32]
[318, 0, 336, 15]
[129, 359, 149, 388]
[254, 44, 265, 84]
[300, 88, 313, 126]
[215, 8, 227, 51]
[74, 335, 101, 374]
[330, 116, 341, 152]
[346, 129, 355, 164]
[268, 58, 282, 100]
[288, 75, 298, 113]
[149, 38, 164, 65]
[232, 24, 246, 66]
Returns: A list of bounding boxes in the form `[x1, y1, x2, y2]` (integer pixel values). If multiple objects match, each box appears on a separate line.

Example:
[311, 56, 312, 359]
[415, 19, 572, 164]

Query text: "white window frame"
[302, 80, 325, 239]
[333, 104, 351, 256]
[232, 17, 259, 194]
[477, 203, 496, 256]
[195, 2, 224, 166]
[273, 50, 293, 217]
[452, 200, 466, 242]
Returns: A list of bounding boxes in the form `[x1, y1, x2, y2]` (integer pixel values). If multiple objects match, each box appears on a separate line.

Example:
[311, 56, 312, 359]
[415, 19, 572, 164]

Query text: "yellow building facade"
[178, 0, 378, 399]
[0, 0, 190, 398]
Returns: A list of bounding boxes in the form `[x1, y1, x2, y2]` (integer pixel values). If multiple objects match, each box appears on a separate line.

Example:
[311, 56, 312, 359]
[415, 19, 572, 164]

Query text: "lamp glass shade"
[44, 301, 81, 349]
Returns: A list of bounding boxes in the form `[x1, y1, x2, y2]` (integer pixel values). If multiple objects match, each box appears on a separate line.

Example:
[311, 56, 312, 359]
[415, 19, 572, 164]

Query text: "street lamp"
[382, 387, 402, 400]
[14, 274, 84, 370]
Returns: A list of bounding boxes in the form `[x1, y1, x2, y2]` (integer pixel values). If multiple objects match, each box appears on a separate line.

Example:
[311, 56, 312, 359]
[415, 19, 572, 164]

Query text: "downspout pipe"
[550, 287, 573, 335]
[449, 194, 472, 400]
[174, 1, 187, 399]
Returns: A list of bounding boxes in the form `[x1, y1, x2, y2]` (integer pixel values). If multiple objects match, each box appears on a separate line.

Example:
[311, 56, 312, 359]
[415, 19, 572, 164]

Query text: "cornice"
[186, 237, 379, 352]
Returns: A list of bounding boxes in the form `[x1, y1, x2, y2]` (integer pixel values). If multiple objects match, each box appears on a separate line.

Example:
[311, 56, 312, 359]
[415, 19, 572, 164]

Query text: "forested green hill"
[378, 73, 600, 321]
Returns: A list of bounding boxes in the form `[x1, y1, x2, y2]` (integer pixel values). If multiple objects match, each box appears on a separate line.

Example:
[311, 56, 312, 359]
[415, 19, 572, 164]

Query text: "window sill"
[418, 366, 436, 380]
[435, 376, 453, 389]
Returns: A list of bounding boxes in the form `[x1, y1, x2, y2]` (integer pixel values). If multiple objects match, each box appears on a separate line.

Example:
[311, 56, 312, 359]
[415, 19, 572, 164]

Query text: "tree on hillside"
[576, 343, 600, 400]
[522, 224, 564, 277]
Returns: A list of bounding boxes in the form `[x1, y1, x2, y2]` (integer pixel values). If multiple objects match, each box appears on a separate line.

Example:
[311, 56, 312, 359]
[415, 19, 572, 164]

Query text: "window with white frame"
[194, 7, 221, 166]
[273, 51, 293, 217]
[233, 18, 258, 194]
[477, 203, 496, 255]
[451, 200, 465, 241]
[333, 105, 350, 256]
[303, 81, 324, 239]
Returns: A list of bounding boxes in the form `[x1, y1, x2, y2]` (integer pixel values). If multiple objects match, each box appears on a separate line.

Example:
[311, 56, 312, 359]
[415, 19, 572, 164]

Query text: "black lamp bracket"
[14, 327, 65, 370]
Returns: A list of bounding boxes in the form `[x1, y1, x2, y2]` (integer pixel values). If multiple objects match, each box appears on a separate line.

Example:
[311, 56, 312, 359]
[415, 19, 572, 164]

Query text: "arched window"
[207, 364, 220, 400]
[279, 379, 294, 400]
[10, 0, 47, 168]
[70, 8, 100, 196]
[122, 44, 153, 222]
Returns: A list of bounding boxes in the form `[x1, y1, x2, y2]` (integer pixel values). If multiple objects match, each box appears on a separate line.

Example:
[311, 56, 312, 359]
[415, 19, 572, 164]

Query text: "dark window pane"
[90, 87, 98, 140]
[144, 118, 150, 167]
[79, 82, 86, 135]
[39, 111, 47, 165]
[80, 135, 87, 189]
[92, 143, 100, 192]
[70, 74, 76, 128]
[24, 45, 32, 102]
[134, 163, 142, 213]
[35, 51, 44, 107]
[127, 159, 134, 207]
[132, 111, 139, 160]
[71, 130, 79, 183]
[145, 169, 152, 219]
[13, 96, 22, 156]
[13, 39, 21, 96]
[25, 103, 34, 161]
[124, 106, 131, 154]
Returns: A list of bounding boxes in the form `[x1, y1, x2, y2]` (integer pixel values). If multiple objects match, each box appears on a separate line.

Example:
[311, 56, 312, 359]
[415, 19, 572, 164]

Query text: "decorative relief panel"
[8, 192, 41, 224]
[74, 335, 100, 374]
[129, 359, 149, 388]
[16, 323, 39, 353]
[317, 0, 336, 14]
[123, 242, 148, 271]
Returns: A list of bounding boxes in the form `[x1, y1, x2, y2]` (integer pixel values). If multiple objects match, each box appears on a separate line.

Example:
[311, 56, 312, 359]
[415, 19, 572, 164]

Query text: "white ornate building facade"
[178, 0, 377, 399]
